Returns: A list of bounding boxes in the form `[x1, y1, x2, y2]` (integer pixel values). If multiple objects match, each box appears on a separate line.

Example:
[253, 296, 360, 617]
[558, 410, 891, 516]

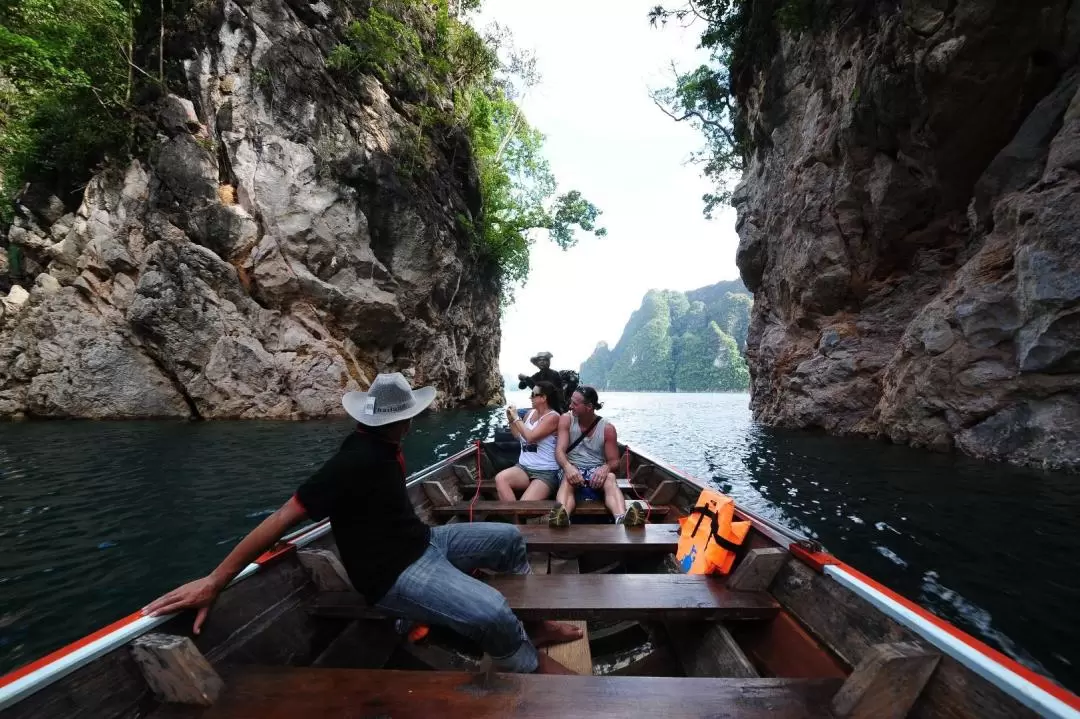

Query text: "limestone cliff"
[580, 280, 751, 392]
[734, 0, 1080, 470]
[0, 0, 502, 419]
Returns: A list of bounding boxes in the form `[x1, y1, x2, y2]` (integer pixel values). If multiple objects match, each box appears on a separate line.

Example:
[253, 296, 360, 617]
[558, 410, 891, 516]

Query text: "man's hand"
[588, 470, 606, 489]
[142, 575, 225, 635]
[517, 373, 529, 382]
[564, 466, 583, 487]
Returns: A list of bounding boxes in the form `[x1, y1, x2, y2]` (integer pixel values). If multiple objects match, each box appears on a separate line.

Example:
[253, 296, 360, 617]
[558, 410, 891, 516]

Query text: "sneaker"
[623, 502, 646, 527]
[547, 502, 570, 528]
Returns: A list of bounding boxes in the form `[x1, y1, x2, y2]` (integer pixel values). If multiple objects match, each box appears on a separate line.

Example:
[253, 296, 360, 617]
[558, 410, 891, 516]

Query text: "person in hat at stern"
[144, 372, 580, 674]
[517, 351, 561, 391]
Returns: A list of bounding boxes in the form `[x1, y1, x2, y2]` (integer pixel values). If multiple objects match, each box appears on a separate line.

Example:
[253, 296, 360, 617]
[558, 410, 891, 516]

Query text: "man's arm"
[143, 495, 308, 633]
[602, 423, 620, 474]
[555, 414, 583, 486]
[555, 413, 572, 470]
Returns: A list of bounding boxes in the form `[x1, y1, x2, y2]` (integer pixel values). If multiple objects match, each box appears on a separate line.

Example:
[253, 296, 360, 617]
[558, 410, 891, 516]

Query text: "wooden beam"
[516, 524, 679, 553]
[727, 548, 788, 591]
[130, 633, 223, 706]
[311, 575, 779, 623]
[433, 501, 666, 519]
[486, 574, 779, 622]
[190, 667, 844, 718]
[543, 557, 592, 675]
[666, 622, 758, 678]
[457, 480, 648, 496]
[831, 642, 941, 719]
[297, 548, 352, 592]
[451, 464, 476, 485]
[422, 478, 461, 508]
[645, 480, 680, 505]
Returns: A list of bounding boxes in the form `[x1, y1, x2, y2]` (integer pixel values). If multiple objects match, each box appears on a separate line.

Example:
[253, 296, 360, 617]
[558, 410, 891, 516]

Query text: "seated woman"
[495, 381, 562, 502]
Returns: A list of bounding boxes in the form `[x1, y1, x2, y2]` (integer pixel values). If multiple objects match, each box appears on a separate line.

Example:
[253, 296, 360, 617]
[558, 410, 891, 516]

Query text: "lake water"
[1, 391, 1078, 693]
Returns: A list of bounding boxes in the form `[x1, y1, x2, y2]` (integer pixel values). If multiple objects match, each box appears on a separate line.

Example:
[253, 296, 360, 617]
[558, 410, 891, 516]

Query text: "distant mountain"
[580, 279, 751, 392]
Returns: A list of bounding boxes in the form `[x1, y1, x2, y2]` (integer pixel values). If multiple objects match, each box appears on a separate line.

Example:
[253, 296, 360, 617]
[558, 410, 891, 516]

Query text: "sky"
[474, 0, 743, 377]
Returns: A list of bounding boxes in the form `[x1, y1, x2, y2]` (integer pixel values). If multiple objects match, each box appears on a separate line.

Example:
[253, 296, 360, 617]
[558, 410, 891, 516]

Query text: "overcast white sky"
[473, 0, 742, 376]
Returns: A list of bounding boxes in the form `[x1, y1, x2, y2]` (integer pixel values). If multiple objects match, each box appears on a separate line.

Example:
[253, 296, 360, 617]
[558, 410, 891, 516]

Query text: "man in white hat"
[145, 372, 580, 674]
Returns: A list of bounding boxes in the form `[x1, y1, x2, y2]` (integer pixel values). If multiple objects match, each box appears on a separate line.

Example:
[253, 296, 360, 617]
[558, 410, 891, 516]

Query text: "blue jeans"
[375, 522, 538, 672]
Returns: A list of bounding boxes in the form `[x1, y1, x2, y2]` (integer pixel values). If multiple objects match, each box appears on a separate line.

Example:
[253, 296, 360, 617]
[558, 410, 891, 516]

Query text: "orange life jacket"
[676, 488, 751, 575]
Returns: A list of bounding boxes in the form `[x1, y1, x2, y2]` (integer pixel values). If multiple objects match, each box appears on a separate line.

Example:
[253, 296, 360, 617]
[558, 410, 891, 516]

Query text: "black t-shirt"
[294, 430, 431, 603]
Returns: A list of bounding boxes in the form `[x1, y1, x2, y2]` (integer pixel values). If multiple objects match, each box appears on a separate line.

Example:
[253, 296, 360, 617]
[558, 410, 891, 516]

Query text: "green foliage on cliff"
[648, 0, 815, 217]
[328, 0, 606, 294]
[580, 280, 751, 392]
[0, 0, 139, 222]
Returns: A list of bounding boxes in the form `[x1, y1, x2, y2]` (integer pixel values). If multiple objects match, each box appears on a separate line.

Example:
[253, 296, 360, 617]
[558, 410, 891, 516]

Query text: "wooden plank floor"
[542, 556, 591, 675]
[517, 524, 679, 552]
[486, 574, 779, 622]
[153, 667, 844, 718]
[433, 501, 667, 518]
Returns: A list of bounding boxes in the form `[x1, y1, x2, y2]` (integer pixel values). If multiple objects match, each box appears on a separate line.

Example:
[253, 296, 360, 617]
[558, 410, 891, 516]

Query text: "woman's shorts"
[517, 464, 560, 491]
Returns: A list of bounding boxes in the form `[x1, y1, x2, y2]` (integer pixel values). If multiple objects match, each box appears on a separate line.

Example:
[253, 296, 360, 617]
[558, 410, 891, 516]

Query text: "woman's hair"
[532, 380, 562, 412]
[576, 385, 602, 410]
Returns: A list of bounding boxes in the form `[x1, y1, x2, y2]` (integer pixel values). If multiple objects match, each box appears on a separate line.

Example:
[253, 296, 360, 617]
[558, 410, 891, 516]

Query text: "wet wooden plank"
[832, 642, 940, 719]
[543, 558, 592, 675]
[727, 548, 788, 591]
[171, 667, 844, 719]
[772, 559, 1039, 718]
[311, 575, 779, 623]
[296, 549, 351, 592]
[516, 524, 679, 552]
[130, 634, 223, 706]
[458, 480, 648, 495]
[665, 622, 758, 678]
[432, 501, 666, 518]
[486, 574, 779, 622]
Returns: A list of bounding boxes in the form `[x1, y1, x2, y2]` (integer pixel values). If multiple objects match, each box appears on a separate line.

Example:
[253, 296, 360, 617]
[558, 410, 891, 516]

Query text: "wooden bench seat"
[156, 667, 843, 718]
[431, 500, 668, 519]
[515, 524, 679, 552]
[311, 575, 779, 623]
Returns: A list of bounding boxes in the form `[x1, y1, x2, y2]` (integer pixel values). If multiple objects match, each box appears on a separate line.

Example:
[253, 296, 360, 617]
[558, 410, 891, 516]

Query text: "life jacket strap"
[688, 506, 742, 553]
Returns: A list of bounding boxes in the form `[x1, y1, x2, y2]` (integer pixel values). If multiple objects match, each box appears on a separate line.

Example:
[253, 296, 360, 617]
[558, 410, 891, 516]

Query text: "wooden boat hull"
[1, 441, 1076, 718]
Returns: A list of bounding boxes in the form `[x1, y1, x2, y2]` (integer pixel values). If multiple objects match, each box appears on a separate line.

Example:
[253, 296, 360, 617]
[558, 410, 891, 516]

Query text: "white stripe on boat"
[826, 565, 1080, 719]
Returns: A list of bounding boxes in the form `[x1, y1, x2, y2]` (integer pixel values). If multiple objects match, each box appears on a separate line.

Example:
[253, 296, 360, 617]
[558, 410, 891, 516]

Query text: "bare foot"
[534, 653, 576, 675]
[528, 620, 584, 648]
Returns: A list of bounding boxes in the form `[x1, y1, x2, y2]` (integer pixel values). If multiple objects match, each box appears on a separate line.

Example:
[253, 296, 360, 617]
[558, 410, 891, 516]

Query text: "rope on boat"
[468, 440, 483, 522]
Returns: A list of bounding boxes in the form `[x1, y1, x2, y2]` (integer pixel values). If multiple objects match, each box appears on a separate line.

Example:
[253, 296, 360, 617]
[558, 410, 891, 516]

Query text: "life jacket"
[676, 488, 751, 575]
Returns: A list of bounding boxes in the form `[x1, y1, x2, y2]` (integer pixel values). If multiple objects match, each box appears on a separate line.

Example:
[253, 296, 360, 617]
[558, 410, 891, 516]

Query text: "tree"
[647, 0, 810, 217]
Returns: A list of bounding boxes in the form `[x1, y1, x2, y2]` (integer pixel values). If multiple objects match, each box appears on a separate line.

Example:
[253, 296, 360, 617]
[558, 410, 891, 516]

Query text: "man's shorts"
[558, 466, 607, 501]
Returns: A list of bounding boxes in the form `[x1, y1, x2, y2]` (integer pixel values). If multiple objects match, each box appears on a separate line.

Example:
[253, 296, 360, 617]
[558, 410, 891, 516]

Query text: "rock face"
[0, 0, 502, 419]
[734, 0, 1080, 470]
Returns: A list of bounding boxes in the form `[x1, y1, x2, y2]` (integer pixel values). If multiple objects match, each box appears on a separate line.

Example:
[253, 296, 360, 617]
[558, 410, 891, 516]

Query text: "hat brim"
[342, 385, 437, 426]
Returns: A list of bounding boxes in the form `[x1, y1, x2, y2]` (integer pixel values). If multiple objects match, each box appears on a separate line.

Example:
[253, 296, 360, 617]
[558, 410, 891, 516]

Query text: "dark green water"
[1, 392, 1078, 693]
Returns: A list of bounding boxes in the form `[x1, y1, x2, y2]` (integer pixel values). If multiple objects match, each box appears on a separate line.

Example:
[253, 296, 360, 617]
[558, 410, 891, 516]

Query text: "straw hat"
[342, 372, 437, 426]
[530, 351, 553, 367]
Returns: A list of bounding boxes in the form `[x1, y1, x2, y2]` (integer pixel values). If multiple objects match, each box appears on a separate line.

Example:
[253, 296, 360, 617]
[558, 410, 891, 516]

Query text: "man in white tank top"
[549, 387, 645, 527]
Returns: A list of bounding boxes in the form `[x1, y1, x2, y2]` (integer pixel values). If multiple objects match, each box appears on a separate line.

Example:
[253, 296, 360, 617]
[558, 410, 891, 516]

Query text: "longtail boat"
[1, 440, 1077, 718]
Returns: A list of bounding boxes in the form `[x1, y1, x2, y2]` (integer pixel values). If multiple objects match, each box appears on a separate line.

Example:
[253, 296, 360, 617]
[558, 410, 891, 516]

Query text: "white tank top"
[518, 410, 559, 471]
